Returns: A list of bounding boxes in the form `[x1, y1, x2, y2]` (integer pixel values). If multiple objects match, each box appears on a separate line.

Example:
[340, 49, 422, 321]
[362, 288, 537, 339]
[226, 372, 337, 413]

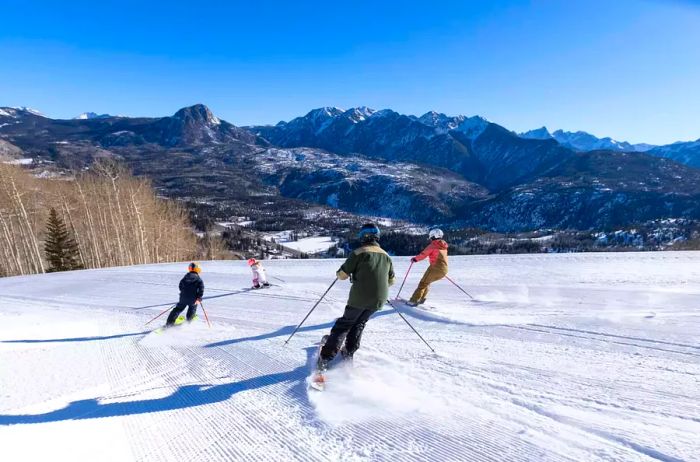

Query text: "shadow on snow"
[205, 309, 394, 348]
[1, 331, 149, 344]
[0, 347, 319, 426]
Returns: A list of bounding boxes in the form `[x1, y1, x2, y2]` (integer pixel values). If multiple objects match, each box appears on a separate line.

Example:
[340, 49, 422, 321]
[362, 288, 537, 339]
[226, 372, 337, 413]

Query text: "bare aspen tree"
[0, 211, 23, 274]
[0, 165, 44, 274]
[129, 181, 148, 264]
[0, 161, 210, 278]
[0, 167, 24, 275]
[75, 181, 102, 268]
[10, 175, 44, 273]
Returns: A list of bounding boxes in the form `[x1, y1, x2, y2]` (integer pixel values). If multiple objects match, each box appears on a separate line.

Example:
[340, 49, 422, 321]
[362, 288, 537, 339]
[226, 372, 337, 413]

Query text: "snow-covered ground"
[281, 236, 338, 254]
[261, 231, 338, 255]
[1, 157, 33, 165]
[0, 252, 699, 461]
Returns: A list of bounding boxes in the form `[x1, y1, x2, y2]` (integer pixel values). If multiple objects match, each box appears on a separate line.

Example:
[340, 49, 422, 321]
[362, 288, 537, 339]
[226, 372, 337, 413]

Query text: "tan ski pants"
[409, 265, 447, 303]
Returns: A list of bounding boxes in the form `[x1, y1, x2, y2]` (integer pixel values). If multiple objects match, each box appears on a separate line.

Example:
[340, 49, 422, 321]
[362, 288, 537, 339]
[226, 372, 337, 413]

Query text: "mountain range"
[518, 125, 700, 169]
[2, 104, 700, 231]
[519, 126, 656, 153]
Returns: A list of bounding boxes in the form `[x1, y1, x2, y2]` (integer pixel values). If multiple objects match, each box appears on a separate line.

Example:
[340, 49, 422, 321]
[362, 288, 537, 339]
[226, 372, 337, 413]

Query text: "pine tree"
[44, 207, 83, 272]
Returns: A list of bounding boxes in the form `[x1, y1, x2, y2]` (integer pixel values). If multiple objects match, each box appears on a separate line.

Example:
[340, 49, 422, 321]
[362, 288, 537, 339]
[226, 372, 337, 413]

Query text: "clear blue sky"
[1, 0, 699, 144]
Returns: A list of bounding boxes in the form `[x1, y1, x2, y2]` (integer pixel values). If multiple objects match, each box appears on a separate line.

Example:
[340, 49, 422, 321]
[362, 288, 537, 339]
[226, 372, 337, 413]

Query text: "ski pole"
[284, 278, 338, 345]
[395, 260, 414, 300]
[144, 304, 175, 326]
[199, 301, 212, 328]
[445, 275, 474, 300]
[386, 299, 436, 353]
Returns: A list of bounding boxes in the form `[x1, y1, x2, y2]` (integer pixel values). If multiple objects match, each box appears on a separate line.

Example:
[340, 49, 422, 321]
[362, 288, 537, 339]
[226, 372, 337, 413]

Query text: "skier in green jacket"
[317, 223, 395, 371]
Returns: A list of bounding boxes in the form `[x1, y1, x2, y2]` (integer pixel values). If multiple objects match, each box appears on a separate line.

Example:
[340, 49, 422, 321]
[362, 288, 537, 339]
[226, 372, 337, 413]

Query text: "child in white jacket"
[247, 258, 270, 289]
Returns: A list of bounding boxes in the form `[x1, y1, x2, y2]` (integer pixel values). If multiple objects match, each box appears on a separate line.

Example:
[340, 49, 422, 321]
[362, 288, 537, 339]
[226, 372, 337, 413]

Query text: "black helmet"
[357, 223, 380, 242]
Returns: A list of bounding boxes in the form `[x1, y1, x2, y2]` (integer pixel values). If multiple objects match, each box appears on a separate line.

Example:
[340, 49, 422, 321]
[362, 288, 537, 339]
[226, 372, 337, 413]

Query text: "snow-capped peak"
[520, 127, 553, 140]
[417, 111, 466, 134]
[74, 112, 112, 120]
[419, 111, 447, 126]
[551, 130, 636, 152]
[518, 128, 657, 152]
[371, 109, 397, 119]
[343, 107, 376, 123]
[455, 115, 489, 139]
[6, 107, 45, 117]
[631, 143, 656, 152]
[306, 107, 345, 123]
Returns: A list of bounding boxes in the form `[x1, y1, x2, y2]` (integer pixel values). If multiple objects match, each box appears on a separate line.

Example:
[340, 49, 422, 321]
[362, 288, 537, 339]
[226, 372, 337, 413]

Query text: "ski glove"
[411, 257, 418, 263]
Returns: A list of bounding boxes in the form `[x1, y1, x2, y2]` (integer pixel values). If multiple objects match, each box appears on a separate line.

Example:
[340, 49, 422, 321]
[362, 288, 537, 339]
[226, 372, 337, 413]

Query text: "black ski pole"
[445, 275, 474, 300]
[284, 278, 338, 345]
[386, 299, 436, 353]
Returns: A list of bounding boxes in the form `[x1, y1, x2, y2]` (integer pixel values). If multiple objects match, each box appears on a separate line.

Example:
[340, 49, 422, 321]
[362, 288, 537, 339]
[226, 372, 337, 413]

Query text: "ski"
[310, 334, 330, 391]
[153, 314, 197, 334]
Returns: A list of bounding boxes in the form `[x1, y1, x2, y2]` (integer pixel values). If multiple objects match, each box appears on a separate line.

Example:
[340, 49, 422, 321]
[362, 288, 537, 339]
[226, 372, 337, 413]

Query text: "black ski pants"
[166, 301, 198, 326]
[320, 305, 376, 361]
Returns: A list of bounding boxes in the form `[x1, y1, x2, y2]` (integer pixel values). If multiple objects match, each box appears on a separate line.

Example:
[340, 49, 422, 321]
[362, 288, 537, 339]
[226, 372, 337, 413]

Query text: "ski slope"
[0, 252, 698, 462]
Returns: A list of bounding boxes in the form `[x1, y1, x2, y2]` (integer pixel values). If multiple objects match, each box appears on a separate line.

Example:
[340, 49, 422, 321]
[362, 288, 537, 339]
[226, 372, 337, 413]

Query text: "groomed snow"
[0, 252, 699, 461]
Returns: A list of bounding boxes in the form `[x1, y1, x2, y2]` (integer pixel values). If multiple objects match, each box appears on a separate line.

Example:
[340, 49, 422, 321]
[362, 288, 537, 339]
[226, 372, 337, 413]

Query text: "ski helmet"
[247, 258, 257, 266]
[357, 223, 380, 242]
[188, 262, 201, 273]
[428, 228, 444, 240]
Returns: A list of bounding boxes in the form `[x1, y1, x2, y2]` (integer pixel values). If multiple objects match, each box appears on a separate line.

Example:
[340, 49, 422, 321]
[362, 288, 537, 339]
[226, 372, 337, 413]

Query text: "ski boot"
[262, 282, 271, 288]
[418, 299, 426, 305]
[253, 284, 261, 289]
[186, 314, 199, 323]
[316, 356, 329, 373]
[311, 356, 329, 391]
[406, 300, 419, 307]
[340, 347, 354, 366]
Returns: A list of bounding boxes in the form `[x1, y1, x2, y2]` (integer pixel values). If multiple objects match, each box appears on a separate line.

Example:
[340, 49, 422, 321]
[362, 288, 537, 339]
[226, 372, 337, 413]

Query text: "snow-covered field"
[281, 236, 338, 254]
[1, 157, 33, 165]
[261, 231, 339, 255]
[1, 252, 699, 461]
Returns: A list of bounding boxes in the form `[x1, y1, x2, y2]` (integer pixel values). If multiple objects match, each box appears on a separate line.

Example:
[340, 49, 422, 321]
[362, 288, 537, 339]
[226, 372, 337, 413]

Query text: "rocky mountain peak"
[520, 127, 553, 140]
[173, 104, 220, 126]
[305, 107, 345, 124]
[343, 107, 376, 123]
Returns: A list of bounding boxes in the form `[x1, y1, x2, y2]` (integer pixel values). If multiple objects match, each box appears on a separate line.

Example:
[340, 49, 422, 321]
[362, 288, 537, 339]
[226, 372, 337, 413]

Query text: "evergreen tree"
[44, 208, 83, 272]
